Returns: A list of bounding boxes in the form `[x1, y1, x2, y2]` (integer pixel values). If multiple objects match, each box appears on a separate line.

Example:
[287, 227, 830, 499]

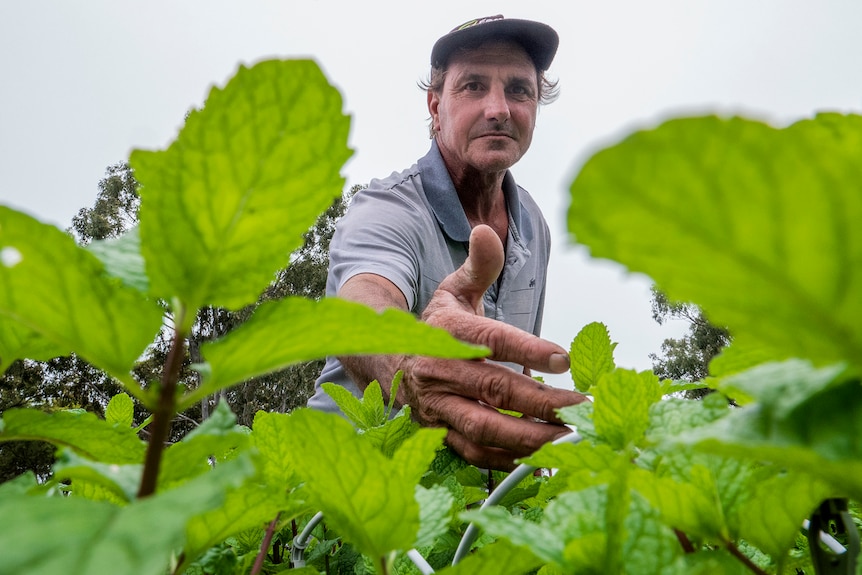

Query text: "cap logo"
[453, 14, 504, 32]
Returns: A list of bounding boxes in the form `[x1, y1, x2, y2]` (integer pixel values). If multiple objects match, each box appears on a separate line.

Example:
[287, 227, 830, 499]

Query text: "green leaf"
[391, 425, 447, 486]
[462, 486, 609, 572]
[250, 410, 301, 488]
[460, 505, 566, 568]
[0, 319, 66, 373]
[437, 539, 544, 575]
[53, 449, 142, 503]
[629, 465, 728, 541]
[0, 455, 254, 575]
[663, 551, 750, 575]
[714, 359, 849, 420]
[158, 401, 251, 488]
[414, 484, 454, 549]
[680, 361, 862, 500]
[591, 369, 662, 450]
[569, 321, 616, 393]
[85, 227, 148, 293]
[0, 408, 146, 463]
[0, 470, 40, 499]
[182, 480, 309, 569]
[131, 59, 352, 313]
[0, 207, 162, 381]
[620, 491, 684, 575]
[733, 471, 831, 560]
[190, 297, 486, 405]
[362, 408, 420, 457]
[523, 440, 622, 486]
[568, 113, 862, 369]
[645, 394, 730, 442]
[651, 449, 762, 540]
[261, 409, 436, 560]
[322, 379, 385, 430]
[105, 392, 135, 428]
[555, 401, 596, 441]
[708, 339, 786, 381]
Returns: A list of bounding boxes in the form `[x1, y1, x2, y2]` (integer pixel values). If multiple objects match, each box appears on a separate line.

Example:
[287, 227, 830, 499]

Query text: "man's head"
[425, 16, 560, 177]
[425, 15, 559, 105]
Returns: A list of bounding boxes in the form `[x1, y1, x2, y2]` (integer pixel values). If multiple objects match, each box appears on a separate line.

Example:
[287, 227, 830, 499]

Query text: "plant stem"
[726, 540, 769, 575]
[251, 513, 281, 575]
[674, 529, 695, 553]
[137, 324, 187, 498]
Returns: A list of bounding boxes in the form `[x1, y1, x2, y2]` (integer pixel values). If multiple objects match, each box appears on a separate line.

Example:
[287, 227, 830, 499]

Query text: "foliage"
[69, 161, 141, 244]
[648, 286, 731, 397]
[0, 58, 860, 575]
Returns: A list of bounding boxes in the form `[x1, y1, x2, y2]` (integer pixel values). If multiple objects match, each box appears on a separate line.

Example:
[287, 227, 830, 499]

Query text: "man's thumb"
[441, 224, 504, 313]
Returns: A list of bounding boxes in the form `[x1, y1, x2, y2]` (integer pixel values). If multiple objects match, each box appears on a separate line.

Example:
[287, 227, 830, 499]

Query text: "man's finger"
[435, 224, 504, 315]
[408, 356, 586, 424]
[437, 397, 573, 470]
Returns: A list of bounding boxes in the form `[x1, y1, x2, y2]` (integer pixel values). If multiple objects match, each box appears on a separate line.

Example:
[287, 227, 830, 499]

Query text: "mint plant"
[1, 57, 860, 574]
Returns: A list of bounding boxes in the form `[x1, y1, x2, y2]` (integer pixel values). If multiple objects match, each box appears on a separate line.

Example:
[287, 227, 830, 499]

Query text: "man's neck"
[448, 169, 509, 249]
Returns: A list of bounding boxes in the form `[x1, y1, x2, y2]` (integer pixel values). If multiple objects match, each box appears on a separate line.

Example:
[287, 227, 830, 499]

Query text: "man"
[307, 15, 588, 470]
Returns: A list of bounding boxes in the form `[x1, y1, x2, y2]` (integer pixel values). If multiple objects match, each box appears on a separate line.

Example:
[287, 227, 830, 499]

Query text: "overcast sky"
[2, 1, 861, 388]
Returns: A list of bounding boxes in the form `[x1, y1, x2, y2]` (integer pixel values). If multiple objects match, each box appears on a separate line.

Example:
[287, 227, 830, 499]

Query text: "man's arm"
[336, 273, 413, 407]
[337, 225, 588, 471]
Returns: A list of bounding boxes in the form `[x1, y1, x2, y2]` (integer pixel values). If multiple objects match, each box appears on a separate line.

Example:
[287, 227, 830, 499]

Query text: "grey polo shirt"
[306, 140, 551, 414]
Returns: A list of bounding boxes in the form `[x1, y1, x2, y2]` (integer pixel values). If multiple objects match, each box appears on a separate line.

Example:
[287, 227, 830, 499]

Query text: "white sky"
[2, 1, 861, 388]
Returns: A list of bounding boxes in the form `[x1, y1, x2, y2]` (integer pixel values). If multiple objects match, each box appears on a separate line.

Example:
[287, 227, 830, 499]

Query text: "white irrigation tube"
[290, 511, 324, 568]
[291, 511, 435, 573]
[802, 519, 847, 555]
[452, 431, 583, 566]
[406, 549, 435, 574]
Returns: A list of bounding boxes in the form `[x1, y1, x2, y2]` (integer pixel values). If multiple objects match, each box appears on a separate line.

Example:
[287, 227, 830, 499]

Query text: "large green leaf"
[0, 408, 146, 463]
[680, 360, 862, 500]
[262, 408, 445, 562]
[85, 227, 149, 293]
[0, 455, 253, 575]
[187, 297, 486, 405]
[568, 113, 862, 368]
[131, 59, 352, 313]
[0, 208, 162, 381]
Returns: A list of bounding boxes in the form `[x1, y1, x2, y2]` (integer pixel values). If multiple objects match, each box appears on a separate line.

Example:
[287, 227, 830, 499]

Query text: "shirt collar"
[417, 140, 533, 244]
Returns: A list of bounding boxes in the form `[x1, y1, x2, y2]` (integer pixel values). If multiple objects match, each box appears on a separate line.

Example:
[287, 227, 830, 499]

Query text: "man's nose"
[484, 86, 510, 123]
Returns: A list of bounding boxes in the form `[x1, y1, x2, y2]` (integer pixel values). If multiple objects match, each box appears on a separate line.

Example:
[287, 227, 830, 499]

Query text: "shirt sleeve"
[327, 185, 426, 311]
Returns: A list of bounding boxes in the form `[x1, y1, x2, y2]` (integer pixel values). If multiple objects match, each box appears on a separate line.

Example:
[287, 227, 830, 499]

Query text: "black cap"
[430, 15, 559, 71]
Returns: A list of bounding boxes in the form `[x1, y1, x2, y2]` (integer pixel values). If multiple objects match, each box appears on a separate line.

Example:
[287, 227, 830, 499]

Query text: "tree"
[69, 162, 140, 244]
[648, 286, 731, 394]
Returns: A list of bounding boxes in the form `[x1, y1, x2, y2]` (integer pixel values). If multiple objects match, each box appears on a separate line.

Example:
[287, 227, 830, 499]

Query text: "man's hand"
[338, 224, 587, 470]
[400, 224, 588, 470]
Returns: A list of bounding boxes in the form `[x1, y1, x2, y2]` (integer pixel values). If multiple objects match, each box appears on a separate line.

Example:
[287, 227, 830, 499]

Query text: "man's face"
[428, 40, 539, 177]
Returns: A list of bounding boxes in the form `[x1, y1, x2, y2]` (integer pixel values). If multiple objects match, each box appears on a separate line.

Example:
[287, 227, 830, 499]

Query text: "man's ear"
[427, 90, 440, 133]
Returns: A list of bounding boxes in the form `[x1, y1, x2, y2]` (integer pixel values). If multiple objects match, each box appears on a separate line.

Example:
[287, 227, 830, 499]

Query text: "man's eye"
[464, 82, 482, 91]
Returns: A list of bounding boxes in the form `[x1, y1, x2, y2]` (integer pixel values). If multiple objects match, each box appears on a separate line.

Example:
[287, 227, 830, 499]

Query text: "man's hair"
[418, 45, 560, 138]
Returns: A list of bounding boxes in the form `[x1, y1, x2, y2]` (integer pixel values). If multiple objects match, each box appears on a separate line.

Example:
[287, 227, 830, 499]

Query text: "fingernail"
[549, 353, 570, 373]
